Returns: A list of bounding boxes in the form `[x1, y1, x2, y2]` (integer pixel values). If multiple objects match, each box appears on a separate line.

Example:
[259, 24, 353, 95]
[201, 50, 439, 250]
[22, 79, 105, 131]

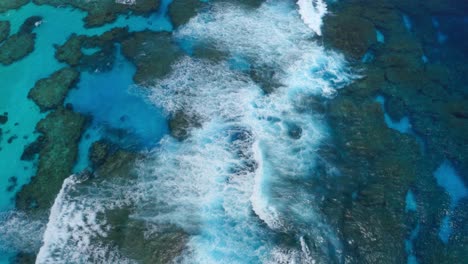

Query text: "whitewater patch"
[31, 0, 352, 262]
[36, 175, 137, 264]
[137, 1, 353, 262]
[0, 212, 45, 254]
[297, 0, 328, 36]
[176, 1, 347, 96]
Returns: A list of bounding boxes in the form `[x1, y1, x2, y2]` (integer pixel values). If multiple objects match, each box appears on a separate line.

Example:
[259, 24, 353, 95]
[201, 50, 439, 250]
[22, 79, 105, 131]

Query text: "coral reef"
[33, 0, 160, 27]
[321, 0, 468, 262]
[55, 27, 130, 71]
[16, 108, 86, 211]
[168, 0, 203, 28]
[0, 0, 29, 13]
[0, 20, 10, 43]
[89, 140, 110, 168]
[0, 16, 42, 65]
[121, 31, 182, 86]
[28, 68, 80, 112]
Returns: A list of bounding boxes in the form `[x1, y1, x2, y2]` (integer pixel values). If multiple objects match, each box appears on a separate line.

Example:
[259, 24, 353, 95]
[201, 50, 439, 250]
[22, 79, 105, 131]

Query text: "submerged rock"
[121, 31, 182, 86]
[28, 67, 80, 112]
[19, 16, 43, 34]
[168, 111, 200, 141]
[0, 112, 8, 124]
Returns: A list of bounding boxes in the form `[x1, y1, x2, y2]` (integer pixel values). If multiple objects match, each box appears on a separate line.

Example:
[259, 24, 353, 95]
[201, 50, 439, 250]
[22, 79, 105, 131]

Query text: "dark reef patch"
[21, 135, 46, 161]
[168, 111, 200, 141]
[16, 108, 86, 211]
[168, 0, 203, 28]
[0, 20, 10, 43]
[0, 32, 35, 65]
[0, 0, 29, 13]
[0, 112, 8, 124]
[323, 11, 377, 60]
[55, 27, 130, 72]
[33, 0, 160, 28]
[89, 140, 111, 168]
[0, 16, 42, 65]
[28, 68, 80, 112]
[321, 0, 468, 262]
[121, 30, 182, 86]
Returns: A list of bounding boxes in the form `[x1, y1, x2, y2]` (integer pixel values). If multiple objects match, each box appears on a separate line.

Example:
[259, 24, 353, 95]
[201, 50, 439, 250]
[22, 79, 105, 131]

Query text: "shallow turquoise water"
[0, 1, 172, 262]
[0, 0, 173, 208]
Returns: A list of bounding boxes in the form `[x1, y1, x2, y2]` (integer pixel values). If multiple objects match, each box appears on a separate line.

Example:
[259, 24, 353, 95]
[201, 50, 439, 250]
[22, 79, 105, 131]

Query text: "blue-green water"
[0, 0, 467, 263]
[0, 0, 172, 211]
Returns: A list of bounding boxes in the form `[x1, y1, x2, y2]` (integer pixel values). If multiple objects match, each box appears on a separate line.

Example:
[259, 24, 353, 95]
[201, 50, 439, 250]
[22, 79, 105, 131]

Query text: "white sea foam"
[176, 0, 347, 97]
[35, 0, 351, 262]
[115, 0, 136, 5]
[0, 212, 45, 253]
[297, 0, 328, 36]
[36, 175, 136, 264]
[138, 1, 353, 262]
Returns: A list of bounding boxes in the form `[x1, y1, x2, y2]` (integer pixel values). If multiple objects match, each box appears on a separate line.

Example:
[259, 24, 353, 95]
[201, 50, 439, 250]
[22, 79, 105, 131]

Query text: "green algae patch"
[28, 68, 80, 112]
[0, 0, 29, 13]
[121, 31, 182, 86]
[33, 0, 160, 28]
[16, 108, 86, 211]
[0, 20, 10, 43]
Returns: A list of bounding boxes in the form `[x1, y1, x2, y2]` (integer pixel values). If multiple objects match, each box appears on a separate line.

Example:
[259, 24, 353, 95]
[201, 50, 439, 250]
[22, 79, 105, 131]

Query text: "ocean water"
[0, 0, 467, 263]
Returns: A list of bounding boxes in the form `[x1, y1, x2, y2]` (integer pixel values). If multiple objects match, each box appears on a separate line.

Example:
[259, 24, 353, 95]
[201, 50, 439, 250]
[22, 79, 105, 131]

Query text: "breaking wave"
[138, 1, 353, 263]
[34, 0, 353, 263]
